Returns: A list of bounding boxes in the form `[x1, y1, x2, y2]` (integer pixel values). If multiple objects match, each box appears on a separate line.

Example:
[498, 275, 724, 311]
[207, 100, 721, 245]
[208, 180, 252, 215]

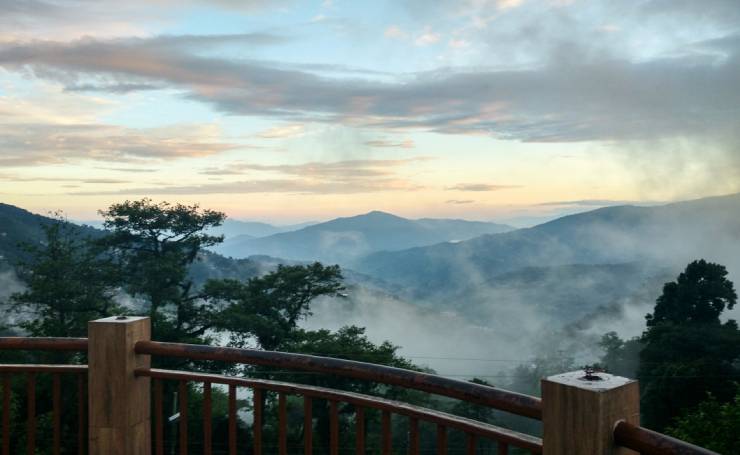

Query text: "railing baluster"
[279, 393, 287, 455]
[497, 441, 509, 455]
[77, 373, 84, 455]
[303, 396, 312, 455]
[330, 401, 339, 455]
[53, 373, 61, 455]
[252, 387, 261, 455]
[154, 379, 164, 455]
[203, 382, 212, 455]
[355, 407, 365, 455]
[382, 410, 391, 455]
[26, 373, 35, 455]
[408, 417, 419, 455]
[3, 375, 9, 455]
[179, 380, 188, 455]
[466, 434, 476, 455]
[436, 424, 447, 455]
[230, 384, 238, 455]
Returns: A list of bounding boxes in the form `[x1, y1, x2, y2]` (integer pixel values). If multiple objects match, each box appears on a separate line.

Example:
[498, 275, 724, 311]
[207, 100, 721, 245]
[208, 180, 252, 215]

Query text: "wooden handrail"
[135, 339, 543, 419]
[614, 421, 720, 455]
[0, 332, 723, 455]
[0, 337, 88, 351]
[136, 367, 544, 453]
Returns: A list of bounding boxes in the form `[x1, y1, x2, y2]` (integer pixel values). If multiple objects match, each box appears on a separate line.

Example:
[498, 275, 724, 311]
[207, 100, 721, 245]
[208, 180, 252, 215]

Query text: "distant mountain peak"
[359, 210, 403, 218]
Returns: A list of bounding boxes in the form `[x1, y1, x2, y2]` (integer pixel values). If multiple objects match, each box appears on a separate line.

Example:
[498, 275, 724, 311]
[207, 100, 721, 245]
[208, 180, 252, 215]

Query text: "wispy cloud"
[87, 157, 431, 196]
[257, 123, 305, 139]
[0, 122, 239, 166]
[447, 183, 519, 191]
[364, 138, 414, 148]
[446, 199, 474, 204]
[384, 25, 407, 39]
[70, 178, 422, 196]
[2, 30, 737, 145]
[536, 199, 635, 207]
[415, 27, 441, 46]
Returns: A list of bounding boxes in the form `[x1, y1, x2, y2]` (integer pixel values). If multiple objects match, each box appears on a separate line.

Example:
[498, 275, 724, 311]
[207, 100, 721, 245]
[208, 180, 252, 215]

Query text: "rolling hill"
[354, 193, 740, 299]
[207, 219, 317, 240]
[210, 211, 513, 264]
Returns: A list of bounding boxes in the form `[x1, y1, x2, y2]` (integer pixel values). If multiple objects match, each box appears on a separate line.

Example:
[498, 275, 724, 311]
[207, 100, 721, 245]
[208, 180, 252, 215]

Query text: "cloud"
[536, 199, 638, 207]
[2, 30, 738, 148]
[201, 157, 429, 178]
[446, 199, 474, 204]
[384, 25, 407, 39]
[415, 27, 441, 46]
[364, 138, 415, 148]
[0, 122, 239, 166]
[96, 167, 159, 173]
[70, 178, 421, 196]
[497, 0, 525, 10]
[84, 157, 429, 196]
[257, 123, 305, 139]
[447, 183, 518, 191]
[0, 1, 293, 40]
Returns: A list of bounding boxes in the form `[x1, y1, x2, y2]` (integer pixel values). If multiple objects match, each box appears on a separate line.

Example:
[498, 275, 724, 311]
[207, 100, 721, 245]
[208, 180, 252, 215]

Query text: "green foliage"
[208, 263, 345, 350]
[243, 325, 428, 455]
[638, 259, 740, 430]
[98, 198, 226, 344]
[9, 220, 119, 338]
[598, 331, 642, 378]
[506, 354, 576, 397]
[646, 259, 737, 327]
[667, 387, 740, 454]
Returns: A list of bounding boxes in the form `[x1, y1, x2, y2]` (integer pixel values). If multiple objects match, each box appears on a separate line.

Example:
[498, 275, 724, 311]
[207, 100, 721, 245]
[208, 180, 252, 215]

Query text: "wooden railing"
[0, 316, 720, 454]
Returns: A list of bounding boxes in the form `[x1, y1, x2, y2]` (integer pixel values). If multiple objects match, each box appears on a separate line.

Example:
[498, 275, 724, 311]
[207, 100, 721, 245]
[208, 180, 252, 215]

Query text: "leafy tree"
[638, 259, 740, 430]
[646, 259, 737, 327]
[9, 220, 119, 338]
[260, 326, 424, 455]
[667, 386, 740, 454]
[98, 199, 225, 344]
[598, 332, 642, 378]
[207, 263, 345, 350]
[2, 220, 112, 452]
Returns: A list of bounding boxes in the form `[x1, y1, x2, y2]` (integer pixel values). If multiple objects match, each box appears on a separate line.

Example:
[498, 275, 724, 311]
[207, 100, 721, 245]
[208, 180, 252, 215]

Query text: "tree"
[667, 387, 740, 454]
[9, 220, 119, 338]
[208, 263, 346, 350]
[3, 220, 115, 452]
[598, 331, 641, 378]
[97, 199, 225, 344]
[646, 259, 737, 327]
[260, 326, 424, 455]
[638, 259, 740, 430]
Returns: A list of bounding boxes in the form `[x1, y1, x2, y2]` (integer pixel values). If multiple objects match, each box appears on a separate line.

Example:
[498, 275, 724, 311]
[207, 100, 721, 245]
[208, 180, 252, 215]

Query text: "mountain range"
[3, 193, 739, 346]
[354, 193, 740, 301]
[210, 211, 514, 264]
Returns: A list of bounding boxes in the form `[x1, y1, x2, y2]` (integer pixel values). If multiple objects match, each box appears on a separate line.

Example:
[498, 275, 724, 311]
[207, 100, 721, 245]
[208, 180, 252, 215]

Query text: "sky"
[0, 0, 738, 223]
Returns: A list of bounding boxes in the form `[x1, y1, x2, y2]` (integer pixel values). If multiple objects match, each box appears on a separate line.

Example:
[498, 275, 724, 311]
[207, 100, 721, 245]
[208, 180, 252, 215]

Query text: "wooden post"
[542, 370, 639, 455]
[88, 316, 151, 455]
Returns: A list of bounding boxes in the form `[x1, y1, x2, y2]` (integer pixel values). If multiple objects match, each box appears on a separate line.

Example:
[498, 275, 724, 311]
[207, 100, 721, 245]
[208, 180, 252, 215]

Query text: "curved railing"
[137, 368, 542, 454]
[0, 335, 723, 455]
[135, 341, 542, 419]
[135, 341, 543, 453]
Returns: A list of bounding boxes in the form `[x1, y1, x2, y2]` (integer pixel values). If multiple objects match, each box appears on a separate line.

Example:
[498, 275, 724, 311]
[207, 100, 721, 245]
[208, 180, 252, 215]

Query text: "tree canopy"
[10, 220, 119, 338]
[97, 199, 226, 343]
[638, 259, 740, 430]
[646, 259, 737, 327]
